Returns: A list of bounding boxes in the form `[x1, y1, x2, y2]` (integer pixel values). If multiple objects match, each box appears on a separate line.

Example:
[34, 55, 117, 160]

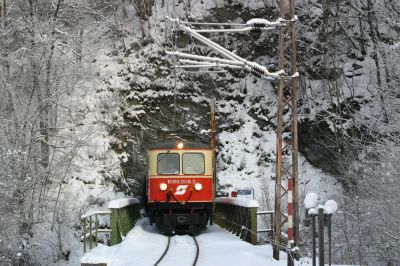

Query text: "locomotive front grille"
[162, 213, 202, 226]
[177, 216, 187, 224]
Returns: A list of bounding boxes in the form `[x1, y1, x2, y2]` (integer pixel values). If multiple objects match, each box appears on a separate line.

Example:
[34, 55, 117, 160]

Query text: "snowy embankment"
[81, 218, 295, 266]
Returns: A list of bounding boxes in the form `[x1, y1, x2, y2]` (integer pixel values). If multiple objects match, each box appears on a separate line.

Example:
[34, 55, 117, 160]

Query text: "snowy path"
[81, 218, 296, 266]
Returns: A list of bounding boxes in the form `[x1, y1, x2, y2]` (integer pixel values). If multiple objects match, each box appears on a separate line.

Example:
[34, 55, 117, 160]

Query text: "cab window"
[182, 153, 205, 174]
[157, 153, 180, 174]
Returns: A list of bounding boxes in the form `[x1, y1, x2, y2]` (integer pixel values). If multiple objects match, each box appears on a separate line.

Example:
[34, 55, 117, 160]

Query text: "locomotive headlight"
[194, 183, 203, 191]
[177, 142, 184, 149]
[160, 183, 168, 191]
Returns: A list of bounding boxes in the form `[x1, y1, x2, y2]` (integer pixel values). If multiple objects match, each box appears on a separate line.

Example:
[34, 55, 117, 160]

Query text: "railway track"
[154, 235, 199, 266]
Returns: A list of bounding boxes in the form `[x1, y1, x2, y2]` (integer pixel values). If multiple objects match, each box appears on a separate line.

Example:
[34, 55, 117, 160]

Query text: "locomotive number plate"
[167, 179, 196, 185]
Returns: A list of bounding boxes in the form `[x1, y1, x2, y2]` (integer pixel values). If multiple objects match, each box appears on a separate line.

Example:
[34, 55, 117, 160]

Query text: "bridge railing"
[256, 210, 274, 236]
[81, 210, 112, 253]
[108, 197, 141, 245]
[214, 197, 259, 245]
[80, 197, 141, 253]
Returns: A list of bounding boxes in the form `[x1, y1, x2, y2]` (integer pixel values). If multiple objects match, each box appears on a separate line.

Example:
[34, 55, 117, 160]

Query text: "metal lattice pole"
[290, 0, 300, 252]
[273, 0, 299, 261]
[210, 99, 216, 199]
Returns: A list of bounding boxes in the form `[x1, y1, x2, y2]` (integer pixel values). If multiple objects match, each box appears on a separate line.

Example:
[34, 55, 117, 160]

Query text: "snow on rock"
[217, 119, 276, 200]
[108, 197, 140, 209]
[215, 197, 259, 208]
[304, 192, 318, 209]
[323, 200, 338, 214]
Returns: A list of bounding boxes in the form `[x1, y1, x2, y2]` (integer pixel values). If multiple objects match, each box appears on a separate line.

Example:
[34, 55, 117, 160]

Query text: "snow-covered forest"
[0, 0, 399, 265]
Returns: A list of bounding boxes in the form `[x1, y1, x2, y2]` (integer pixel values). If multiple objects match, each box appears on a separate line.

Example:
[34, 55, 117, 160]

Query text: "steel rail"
[154, 236, 171, 266]
[153, 235, 200, 266]
[192, 236, 200, 266]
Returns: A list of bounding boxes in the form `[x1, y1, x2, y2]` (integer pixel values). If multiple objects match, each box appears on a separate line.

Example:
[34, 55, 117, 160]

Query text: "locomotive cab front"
[146, 141, 214, 235]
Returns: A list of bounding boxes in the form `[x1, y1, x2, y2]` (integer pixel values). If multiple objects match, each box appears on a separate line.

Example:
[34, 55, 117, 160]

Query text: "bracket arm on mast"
[166, 16, 284, 78]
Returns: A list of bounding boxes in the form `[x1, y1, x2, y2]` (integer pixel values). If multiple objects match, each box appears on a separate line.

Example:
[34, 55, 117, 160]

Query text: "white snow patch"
[391, 42, 400, 50]
[304, 192, 318, 209]
[81, 210, 111, 219]
[108, 197, 140, 209]
[215, 197, 259, 208]
[308, 208, 318, 215]
[323, 200, 338, 214]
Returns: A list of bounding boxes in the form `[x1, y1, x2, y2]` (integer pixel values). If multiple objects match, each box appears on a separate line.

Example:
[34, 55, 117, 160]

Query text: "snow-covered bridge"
[80, 218, 292, 266]
[78, 195, 342, 266]
[79, 197, 297, 266]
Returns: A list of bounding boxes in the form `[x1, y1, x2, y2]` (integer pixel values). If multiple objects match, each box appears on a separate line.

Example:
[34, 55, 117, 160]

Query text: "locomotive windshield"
[182, 153, 205, 174]
[157, 153, 180, 174]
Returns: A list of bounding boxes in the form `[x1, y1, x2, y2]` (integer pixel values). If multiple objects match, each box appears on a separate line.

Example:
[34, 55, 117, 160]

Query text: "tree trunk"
[366, 0, 389, 123]
[1, 0, 6, 27]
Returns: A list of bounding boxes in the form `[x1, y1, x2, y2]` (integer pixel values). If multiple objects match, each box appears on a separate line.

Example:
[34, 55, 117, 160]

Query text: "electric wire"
[187, 31, 236, 133]
[180, 21, 247, 26]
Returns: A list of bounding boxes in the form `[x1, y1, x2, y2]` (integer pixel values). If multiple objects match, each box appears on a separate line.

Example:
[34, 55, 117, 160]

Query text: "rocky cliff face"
[107, 1, 400, 188]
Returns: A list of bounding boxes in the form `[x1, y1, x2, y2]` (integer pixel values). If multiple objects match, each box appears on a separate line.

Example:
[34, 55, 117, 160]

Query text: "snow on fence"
[108, 197, 141, 246]
[214, 197, 259, 245]
[80, 197, 141, 254]
[81, 210, 112, 253]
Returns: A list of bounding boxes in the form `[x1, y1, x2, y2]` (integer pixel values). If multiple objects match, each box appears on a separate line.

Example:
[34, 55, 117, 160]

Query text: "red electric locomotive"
[145, 140, 215, 235]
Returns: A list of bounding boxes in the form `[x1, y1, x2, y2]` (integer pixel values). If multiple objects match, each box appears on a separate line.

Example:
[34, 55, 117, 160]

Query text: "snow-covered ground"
[81, 218, 315, 266]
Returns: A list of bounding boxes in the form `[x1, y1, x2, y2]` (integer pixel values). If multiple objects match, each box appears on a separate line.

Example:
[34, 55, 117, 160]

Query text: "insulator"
[251, 66, 264, 78]
[253, 23, 266, 28]
[251, 22, 267, 32]
[250, 26, 262, 33]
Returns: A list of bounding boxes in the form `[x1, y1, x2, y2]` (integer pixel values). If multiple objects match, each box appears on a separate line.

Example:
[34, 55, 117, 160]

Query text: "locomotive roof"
[149, 141, 210, 150]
